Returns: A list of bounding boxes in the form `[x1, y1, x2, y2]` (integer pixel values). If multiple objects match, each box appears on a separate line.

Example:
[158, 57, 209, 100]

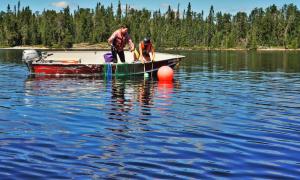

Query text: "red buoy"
[157, 66, 173, 82]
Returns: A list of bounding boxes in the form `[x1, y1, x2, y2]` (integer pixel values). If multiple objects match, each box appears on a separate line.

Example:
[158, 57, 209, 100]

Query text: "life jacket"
[141, 42, 152, 55]
[112, 30, 127, 51]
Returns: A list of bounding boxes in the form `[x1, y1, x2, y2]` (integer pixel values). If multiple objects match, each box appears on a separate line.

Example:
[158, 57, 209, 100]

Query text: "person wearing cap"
[138, 37, 155, 63]
[108, 25, 135, 63]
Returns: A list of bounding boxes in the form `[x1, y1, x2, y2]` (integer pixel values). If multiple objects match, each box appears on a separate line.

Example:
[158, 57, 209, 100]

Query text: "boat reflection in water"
[106, 76, 178, 121]
[24, 75, 179, 121]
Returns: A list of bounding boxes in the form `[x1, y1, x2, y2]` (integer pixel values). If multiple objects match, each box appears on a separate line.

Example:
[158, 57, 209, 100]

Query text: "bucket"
[104, 53, 114, 63]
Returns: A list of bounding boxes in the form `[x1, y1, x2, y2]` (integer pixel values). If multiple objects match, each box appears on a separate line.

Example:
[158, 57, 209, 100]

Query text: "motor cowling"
[22, 50, 40, 62]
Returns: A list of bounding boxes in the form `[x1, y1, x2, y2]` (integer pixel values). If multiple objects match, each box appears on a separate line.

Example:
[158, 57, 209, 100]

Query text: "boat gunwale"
[32, 56, 184, 65]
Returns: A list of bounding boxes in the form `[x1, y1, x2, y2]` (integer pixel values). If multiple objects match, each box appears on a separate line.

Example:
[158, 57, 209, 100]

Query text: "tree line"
[0, 1, 299, 49]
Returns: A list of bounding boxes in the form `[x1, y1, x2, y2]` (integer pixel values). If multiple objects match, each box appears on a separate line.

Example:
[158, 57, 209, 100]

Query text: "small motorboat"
[22, 50, 185, 76]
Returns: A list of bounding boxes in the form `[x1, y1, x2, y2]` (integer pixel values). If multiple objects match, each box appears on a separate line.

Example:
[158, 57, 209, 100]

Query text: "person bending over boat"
[139, 37, 155, 63]
[108, 25, 135, 63]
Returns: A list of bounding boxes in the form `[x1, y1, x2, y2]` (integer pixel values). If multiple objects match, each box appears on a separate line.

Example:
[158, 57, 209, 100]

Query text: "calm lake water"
[0, 49, 300, 179]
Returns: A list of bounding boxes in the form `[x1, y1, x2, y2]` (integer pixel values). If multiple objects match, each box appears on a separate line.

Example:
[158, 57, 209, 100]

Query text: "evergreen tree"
[60, 6, 74, 48]
[116, 0, 122, 25]
[0, 2, 300, 49]
[74, 8, 93, 43]
[206, 6, 215, 47]
[232, 12, 248, 47]
[40, 10, 58, 47]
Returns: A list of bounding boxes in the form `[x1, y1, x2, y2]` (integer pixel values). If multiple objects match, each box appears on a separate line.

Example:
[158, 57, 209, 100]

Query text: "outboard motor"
[22, 50, 41, 73]
[22, 50, 40, 63]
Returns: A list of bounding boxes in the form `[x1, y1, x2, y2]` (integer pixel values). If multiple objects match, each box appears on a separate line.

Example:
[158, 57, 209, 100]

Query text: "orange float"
[157, 66, 173, 82]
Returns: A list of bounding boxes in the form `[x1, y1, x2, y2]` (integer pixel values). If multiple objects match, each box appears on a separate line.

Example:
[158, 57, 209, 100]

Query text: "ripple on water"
[1, 51, 300, 179]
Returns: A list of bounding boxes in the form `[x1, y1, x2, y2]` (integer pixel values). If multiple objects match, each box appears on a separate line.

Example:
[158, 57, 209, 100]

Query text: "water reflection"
[4, 50, 300, 179]
[157, 81, 174, 99]
[0, 49, 23, 64]
[108, 77, 134, 120]
[24, 75, 178, 117]
[106, 76, 159, 121]
[175, 50, 300, 73]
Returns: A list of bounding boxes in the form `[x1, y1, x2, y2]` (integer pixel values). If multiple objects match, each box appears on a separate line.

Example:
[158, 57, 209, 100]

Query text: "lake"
[0, 49, 300, 179]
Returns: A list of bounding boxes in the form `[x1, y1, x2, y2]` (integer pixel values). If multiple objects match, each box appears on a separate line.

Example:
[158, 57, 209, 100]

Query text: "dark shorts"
[111, 46, 125, 63]
[142, 50, 150, 58]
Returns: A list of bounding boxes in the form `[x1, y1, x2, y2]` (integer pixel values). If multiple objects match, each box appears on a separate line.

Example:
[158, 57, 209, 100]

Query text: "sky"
[1, 0, 300, 15]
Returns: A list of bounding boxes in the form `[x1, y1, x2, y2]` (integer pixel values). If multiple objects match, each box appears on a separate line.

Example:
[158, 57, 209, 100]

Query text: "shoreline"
[1, 44, 300, 51]
[164, 47, 300, 51]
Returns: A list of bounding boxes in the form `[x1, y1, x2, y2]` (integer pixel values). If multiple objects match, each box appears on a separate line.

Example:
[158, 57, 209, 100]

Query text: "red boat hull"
[33, 64, 103, 75]
[27, 58, 181, 76]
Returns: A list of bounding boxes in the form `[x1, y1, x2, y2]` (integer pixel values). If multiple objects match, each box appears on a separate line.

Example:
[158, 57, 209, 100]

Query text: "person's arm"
[126, 34, 135, 52]
[139, 43, 144, 63]
[151, 46, 155, 61]
[108, 31, 117, 46]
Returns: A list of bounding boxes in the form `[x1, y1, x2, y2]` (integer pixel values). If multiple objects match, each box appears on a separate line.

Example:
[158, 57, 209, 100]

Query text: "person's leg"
[111, 46, 118, 63]
[118, 51, 125, 63]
